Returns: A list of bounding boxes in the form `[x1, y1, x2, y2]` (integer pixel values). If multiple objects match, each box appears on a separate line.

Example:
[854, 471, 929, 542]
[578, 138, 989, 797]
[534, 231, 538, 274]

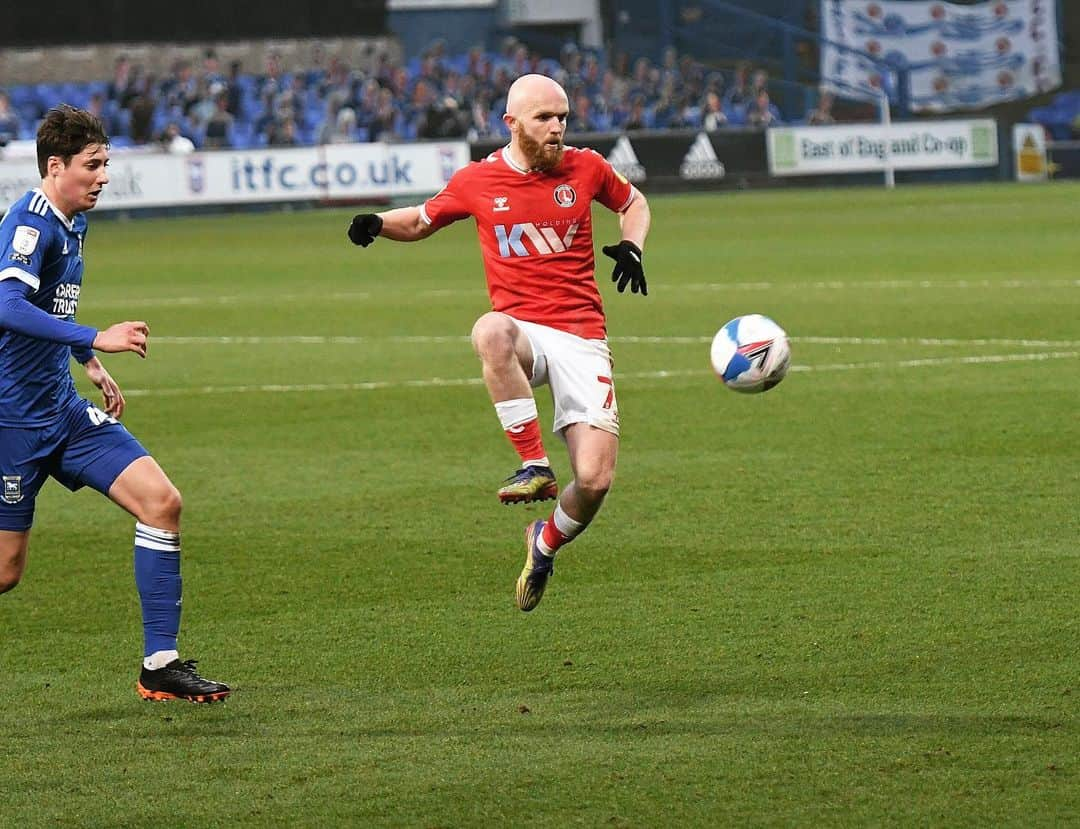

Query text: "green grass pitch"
[1, 181, 1077, 826]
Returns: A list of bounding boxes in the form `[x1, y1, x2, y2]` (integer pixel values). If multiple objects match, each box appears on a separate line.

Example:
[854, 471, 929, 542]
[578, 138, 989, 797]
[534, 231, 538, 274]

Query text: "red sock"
[505, 418, 548, 467]
[541, 519, 571, 553]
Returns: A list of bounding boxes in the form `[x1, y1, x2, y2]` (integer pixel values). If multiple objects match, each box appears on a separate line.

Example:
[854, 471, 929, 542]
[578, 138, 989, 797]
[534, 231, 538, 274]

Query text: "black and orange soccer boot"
[137, 659, 231, 703]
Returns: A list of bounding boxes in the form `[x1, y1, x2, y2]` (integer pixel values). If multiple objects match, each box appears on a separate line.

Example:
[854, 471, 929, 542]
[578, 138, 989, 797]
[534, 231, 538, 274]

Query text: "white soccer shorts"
[510, 316, 620, 437]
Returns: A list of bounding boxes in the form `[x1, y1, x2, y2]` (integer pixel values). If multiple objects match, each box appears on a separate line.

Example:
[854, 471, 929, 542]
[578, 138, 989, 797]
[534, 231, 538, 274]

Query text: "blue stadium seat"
[231, 120, 255, 148]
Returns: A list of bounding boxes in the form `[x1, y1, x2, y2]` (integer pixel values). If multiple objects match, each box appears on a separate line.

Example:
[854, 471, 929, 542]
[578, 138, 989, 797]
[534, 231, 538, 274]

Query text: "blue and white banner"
[0, 142, 470, 212]
[821, 0, 1061, 112]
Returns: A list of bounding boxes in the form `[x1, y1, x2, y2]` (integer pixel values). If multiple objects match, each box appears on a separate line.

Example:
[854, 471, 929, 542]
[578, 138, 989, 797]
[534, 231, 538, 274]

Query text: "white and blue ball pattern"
[710, 314, 791, 394]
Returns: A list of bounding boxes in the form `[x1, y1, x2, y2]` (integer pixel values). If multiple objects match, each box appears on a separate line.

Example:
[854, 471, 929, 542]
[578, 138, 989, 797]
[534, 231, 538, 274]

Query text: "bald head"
[503, 73, 569, 172]
[505, 74, 568, 119]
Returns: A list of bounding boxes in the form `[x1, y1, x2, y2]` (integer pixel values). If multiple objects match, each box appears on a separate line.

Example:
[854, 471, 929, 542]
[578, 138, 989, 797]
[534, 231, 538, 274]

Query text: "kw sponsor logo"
[494, 222, 580, 257]
[680, 133, 726, 180]
[607, 136, 646, 182]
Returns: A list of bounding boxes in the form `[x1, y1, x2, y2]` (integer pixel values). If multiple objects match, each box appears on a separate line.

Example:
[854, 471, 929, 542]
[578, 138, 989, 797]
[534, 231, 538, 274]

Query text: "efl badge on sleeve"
[13, 226, 40, 256]
[2, 476, 23, 504]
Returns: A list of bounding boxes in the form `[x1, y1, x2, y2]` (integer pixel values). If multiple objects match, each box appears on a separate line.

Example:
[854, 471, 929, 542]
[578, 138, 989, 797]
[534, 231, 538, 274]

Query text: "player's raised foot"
[137, 659, 231, 703]
[498, 465, 558, 505]
[515, 519, 555, 612]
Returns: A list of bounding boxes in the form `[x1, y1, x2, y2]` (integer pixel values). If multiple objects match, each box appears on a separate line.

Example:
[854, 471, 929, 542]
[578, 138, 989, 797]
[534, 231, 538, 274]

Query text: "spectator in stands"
[653, 77, 691, 128]
[253, 87, 280, 142]
[598, 69, 629, 116]
[85, 92, 115, 137]
[418, 97, 468, 140]
[806, 91, 836, 125]
[629, 57, 658, 102]
[568, 91, 597, 133]
[322, 105, 359, 144]
[165, 60, 199, 119]
[468, 91, 495, 140]
[202, 49, 225, 87]
[278, 75, 311, 131]
[407, 79, 437, 125]
[321, 55, 352, 103]
[225, 61, 244, 118]
[187, 77, 220, 127]
[623, 96, 649, 131]
[3, 39, 813, 150]
[306, 42, 328, 87]
[268, 117, 298, 147]
[369, 88, 401, 141]
[679, 55, 707, 101]
[724, 61, 753, 109]
[701, 91, 728, 131]
[442, 70, 466, 107]
[750, 69, 770, 99]
[159, 122, 195, 154]
[108, 55, 135, 107]
[581, 53, 603, 95]
[128, 74, 157, 144]
[203, 93, 235, 148]
[0, 92, 21, 145]
[260, 51, 285, 96]
[747, 90, 781, 129]
[659, 46, 680, 88]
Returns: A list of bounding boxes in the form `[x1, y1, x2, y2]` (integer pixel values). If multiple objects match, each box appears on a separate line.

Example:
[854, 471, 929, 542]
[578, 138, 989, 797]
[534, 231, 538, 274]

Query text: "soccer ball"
[710, 314, 791, 393]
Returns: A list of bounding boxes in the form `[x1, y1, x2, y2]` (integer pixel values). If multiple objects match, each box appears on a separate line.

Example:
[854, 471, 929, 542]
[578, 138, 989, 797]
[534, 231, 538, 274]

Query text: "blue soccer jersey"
[0, 188, 96, 426]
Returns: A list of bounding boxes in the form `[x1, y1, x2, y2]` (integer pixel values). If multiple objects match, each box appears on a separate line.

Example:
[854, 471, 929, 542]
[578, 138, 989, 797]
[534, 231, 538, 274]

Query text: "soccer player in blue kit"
[0, 105, 230, 702]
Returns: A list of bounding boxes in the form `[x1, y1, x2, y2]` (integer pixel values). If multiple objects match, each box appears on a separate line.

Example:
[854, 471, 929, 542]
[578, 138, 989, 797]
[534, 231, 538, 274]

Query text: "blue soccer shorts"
[0, 396, 149, 531]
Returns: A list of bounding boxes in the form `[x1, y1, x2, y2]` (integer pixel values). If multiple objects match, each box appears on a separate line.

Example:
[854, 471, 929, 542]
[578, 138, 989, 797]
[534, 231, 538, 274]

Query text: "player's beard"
[519, 131, 564, 172]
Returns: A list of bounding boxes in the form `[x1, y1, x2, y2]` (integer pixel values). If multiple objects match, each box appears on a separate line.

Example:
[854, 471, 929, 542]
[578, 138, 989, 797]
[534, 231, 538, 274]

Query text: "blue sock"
[133, 522, 182, 658]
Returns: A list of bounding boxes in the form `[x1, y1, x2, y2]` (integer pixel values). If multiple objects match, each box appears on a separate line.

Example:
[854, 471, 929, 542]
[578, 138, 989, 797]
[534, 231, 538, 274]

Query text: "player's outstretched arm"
[602, 191, 652, 296]
[82, 356, 127, 417]
[618, 190, 651, 252]
[93, 321, 149, 358]
[347, 206, 437, 247]
[0, 277, 99, 346]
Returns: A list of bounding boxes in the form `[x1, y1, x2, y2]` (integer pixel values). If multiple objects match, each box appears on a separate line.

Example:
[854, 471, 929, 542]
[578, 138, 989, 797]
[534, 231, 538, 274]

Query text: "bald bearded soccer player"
[347, 74, 651, 612]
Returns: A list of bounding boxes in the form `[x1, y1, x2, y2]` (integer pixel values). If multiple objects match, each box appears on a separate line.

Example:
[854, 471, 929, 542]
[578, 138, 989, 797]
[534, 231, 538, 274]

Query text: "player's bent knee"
[0, 570, 22, 594]
[575, 468, 613, 503]
[139, 483, 183, 527]
[471, 313, 516, 358]
[159, 485, 183, 523]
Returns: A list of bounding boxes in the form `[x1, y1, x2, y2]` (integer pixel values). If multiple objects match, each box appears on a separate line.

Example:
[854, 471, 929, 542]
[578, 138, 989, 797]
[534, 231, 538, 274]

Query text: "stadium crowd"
[0, 39, 790, 152]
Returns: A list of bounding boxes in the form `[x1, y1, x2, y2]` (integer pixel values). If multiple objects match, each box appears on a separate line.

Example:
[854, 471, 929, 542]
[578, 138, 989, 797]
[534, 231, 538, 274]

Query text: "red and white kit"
[421, 146, 636, 435]
[421, 145, 635, 340]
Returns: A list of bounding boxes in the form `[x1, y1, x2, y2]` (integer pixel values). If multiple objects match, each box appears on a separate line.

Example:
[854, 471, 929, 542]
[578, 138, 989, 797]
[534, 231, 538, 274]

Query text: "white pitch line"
[121, 351, 1079, 398]
[793, 336, 1080, 348]
[153, 335, 467, 345]
[82, 291, 373, 309]
[684, 279, 1080, 291]
[77, 278, 1080, 309]
[149, 334, 1080, 349]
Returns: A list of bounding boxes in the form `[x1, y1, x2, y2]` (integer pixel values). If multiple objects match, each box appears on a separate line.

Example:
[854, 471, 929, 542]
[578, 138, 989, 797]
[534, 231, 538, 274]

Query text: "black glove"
[347, 213, 383, 247]
[602, 240, 647, 296]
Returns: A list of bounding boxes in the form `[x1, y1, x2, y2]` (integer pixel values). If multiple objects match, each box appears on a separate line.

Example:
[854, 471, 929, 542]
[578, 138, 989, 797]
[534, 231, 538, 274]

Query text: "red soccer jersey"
[421, 145, 635, 339]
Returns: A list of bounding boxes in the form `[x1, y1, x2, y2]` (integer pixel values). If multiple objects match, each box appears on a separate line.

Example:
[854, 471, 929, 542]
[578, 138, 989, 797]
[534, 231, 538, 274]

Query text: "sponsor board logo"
[679, 133, 726, 179]
[607, 137, 646, 182]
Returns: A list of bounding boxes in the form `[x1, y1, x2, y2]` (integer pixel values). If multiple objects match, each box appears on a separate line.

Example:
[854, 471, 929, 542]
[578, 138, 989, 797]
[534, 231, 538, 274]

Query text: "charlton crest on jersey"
[553, 184, 577, 207]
